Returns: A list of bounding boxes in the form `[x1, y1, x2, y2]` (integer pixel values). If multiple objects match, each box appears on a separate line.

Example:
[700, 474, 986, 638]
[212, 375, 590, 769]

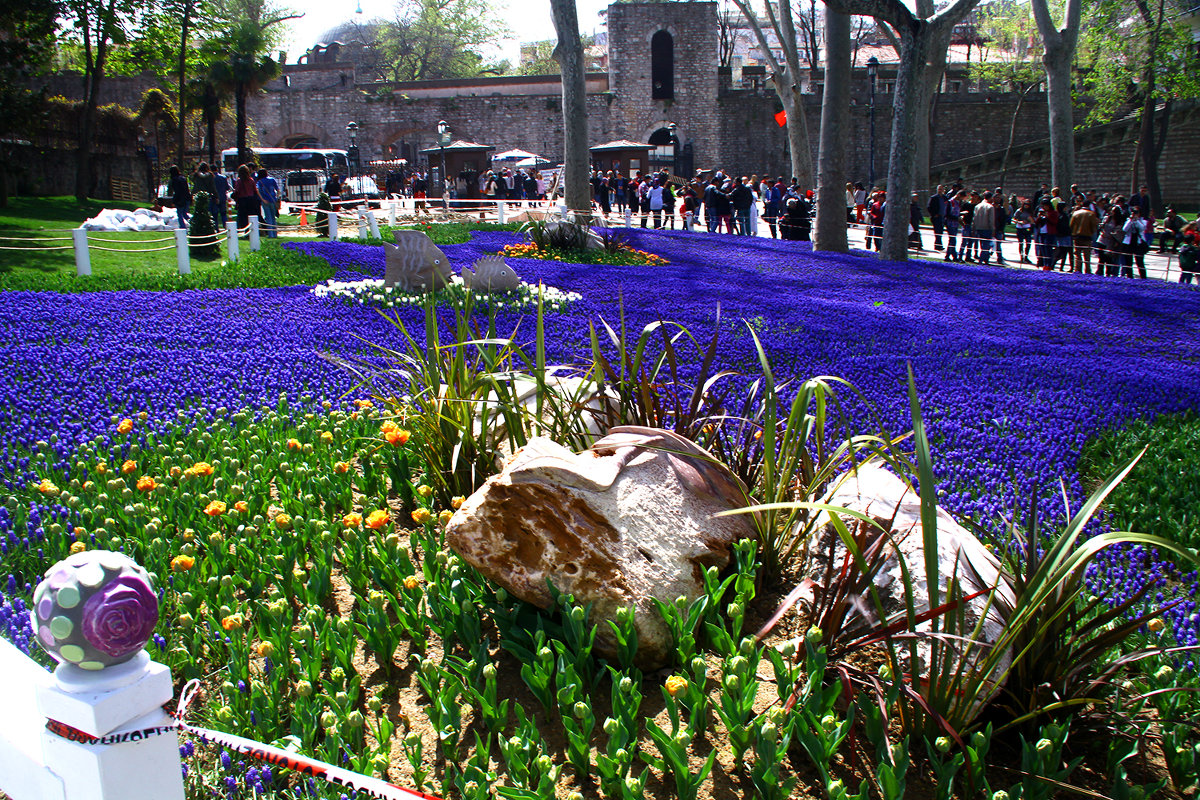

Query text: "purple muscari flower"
[220, 750, 232, 769]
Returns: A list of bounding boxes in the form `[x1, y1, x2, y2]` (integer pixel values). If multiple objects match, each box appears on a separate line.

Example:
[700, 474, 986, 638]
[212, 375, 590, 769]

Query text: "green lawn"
[0, 196, 343, 292]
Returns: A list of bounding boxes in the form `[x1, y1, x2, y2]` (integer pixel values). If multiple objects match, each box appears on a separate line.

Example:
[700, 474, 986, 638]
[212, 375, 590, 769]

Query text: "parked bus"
[220, 148, 351, 203]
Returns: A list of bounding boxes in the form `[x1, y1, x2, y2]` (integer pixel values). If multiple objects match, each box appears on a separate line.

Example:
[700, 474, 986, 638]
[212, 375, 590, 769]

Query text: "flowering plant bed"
[501, 240, 668, 267]
[1, 225, 1199, 799]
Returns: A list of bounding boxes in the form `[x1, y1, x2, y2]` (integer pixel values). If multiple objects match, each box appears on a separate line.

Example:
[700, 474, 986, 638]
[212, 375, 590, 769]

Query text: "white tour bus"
[221, 147, 351, 203]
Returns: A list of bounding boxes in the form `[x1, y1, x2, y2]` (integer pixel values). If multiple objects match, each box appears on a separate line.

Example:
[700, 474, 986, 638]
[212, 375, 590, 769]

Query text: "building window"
[651, 30, 674, 99]
[950, 80, 962, 93]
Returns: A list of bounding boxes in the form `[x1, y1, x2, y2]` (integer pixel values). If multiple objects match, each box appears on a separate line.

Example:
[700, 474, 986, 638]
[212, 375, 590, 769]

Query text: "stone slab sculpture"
[383, 229, 452, 292]
[461, 255, 521, 292]
[802, 463, 1015, 720]
[445, 426, 756, 668]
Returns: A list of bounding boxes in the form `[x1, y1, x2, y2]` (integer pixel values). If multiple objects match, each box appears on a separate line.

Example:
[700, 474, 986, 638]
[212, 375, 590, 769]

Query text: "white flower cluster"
[312, 275, 582, 313]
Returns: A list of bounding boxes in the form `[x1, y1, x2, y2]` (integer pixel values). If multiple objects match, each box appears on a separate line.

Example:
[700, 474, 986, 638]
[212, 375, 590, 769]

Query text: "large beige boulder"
[804, 463, 1014, 719]
[445, 426, 756, 668]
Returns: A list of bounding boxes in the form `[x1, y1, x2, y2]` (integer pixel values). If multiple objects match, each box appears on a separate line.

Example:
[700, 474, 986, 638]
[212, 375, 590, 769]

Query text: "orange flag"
[775, 109, 787, 127]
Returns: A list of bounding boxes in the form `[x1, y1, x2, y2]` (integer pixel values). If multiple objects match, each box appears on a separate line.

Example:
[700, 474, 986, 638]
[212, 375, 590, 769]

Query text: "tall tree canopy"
[374, 0, 510, 81]
[0, 0, 61, 205]
[1079, 0, 1200, 211]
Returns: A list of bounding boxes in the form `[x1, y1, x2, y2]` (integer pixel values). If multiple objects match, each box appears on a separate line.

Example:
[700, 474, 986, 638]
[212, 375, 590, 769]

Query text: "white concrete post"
[496, 200, 506, 224]
[249, 216, 261, 252]
[36, 651, 185, 800]
[73, 229, 91, 277]
[559, 202, 569, 219]
[684, 211, 694, 232]
[624, 208, 633, 228]
[358, 213, 368, 239]
[367, 210, 380, 239]
[174, 228, 190, 274]
[226, 222, 239, 262]
[387, 201, 396, 226]
[329, 212, 339, 241]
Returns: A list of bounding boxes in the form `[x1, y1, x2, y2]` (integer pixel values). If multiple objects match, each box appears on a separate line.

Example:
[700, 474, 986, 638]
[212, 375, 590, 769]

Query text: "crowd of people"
[163, 157, 1199, 283]
[165, 161, 280, 238]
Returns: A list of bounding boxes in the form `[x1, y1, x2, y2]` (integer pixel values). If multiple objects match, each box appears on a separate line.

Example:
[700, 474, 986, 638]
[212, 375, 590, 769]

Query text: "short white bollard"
[388, 201, 397, 226]
[73, 228, 91, 277]
[249, 216, 261, 251]
[174, 228, 190, 274]
[367, 210, 380, 238]
[624, 209, 633, 228]
[496, 200, 506, 224]
[31, 551, 185, 800]
[684, 211, 694, 232]
[358, 213, 368, 239]
[226, 222, 239, 262]
[559, 202, 569, 219]
[329, 212, 339, 241]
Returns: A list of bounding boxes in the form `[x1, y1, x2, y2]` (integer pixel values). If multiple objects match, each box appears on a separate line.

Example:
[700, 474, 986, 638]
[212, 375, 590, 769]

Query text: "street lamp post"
[867, 56, 878, 190]
[346, 121, 360, 177]
[668, 122, 680, 177]
[437, 119, 451, 210]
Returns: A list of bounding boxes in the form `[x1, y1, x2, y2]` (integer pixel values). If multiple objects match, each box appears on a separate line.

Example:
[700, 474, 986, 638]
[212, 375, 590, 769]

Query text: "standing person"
[256, 168, 280, 238]
[957, 191, 976, 262]
[594, 171, 611, 216]
[323, 173, 343, 200]
[866, 191, 885, 251]
[853, 182, 867, 223]
[909, 192, 924, 250]
[703, 177, 720, 232]
[1099, 202, 1126, 276]
[191, 162, 216, 204]
[714, 181, 735, 233]
[927, 185, 948, 251]
[1122, 206, 1149, 278]
[1034, 198, 1058, 270]
[731, 177, 754, 235]
[973, 191, 996, 264]
[763, 179, 782, 238]
[663, 180, 677, 229]
[412, 171, 428, 214]
[681, 186, 700, 230]
[943, 192, 961, 261]
[232, 164, 260, 233]
[1069, 200, 1100, 274]
[647, 177, 665, 228]
[1012, 199, 1034, 263]
[168, 164, 192, 229]
[1179, 232, 1198, 285]
[211, 167, 229, 229]
[845, 182, 856, 224]
[992, 188, 1009, 264]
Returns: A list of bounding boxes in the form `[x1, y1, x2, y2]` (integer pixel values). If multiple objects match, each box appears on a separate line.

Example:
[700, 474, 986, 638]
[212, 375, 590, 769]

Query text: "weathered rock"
[803, 463, 1014, 719]
[383, 229, 451, 291]
[461, 255, 521, 292]
[445, 426, 756, 668]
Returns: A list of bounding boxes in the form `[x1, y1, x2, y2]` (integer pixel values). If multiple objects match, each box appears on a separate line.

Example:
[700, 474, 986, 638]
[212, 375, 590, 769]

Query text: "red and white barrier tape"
[45, 679, 441, 800]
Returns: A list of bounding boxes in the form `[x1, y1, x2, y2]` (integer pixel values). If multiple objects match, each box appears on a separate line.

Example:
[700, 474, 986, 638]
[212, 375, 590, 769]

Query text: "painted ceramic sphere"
[30, 550, 159, 670]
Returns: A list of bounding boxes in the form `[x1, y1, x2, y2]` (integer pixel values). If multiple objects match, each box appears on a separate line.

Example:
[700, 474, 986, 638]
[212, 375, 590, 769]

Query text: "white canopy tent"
[492, 148, 542, 162]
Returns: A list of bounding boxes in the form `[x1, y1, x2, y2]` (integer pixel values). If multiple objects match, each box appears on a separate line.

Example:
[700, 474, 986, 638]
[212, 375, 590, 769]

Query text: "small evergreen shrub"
[316, 192, 332, 238]
[188, 191, 219, 258]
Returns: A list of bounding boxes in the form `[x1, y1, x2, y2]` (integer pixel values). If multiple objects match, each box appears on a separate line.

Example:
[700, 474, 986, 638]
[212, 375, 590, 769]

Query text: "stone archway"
[269, 120, 331, 148]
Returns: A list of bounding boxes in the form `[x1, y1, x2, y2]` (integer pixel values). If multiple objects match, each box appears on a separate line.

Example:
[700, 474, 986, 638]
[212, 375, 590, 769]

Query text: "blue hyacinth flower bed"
[1, 226, 1198, 797]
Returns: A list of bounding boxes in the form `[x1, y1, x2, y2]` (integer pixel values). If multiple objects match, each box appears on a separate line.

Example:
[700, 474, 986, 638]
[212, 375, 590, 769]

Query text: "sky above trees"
[281, 0, 610, 65]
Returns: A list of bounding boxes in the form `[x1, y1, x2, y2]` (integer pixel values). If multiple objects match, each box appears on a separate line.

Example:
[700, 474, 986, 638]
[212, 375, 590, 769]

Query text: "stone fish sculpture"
[384, 229, 452, 292]
[461, 255, 521, 292]
[445, 426, 756, 668]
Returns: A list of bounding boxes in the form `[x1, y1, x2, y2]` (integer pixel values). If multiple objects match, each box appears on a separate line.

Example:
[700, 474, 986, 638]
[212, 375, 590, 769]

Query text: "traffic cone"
[300, 207, 308, 226]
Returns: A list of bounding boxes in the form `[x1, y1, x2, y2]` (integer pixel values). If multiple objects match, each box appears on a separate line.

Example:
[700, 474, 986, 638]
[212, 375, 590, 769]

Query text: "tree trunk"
[881, 27, 927, 261]
[780, 84, 814, 186]
[549, 0, 591, 218]
[75, 73, 100, 202]
[236, 84, 248, 167]
[912, 34, 949, 198]
[206, 85, 218, 167]
[814, 8, 850, 251]
[177, 0, 193, 166]
[1042, 48, 1075, 192]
